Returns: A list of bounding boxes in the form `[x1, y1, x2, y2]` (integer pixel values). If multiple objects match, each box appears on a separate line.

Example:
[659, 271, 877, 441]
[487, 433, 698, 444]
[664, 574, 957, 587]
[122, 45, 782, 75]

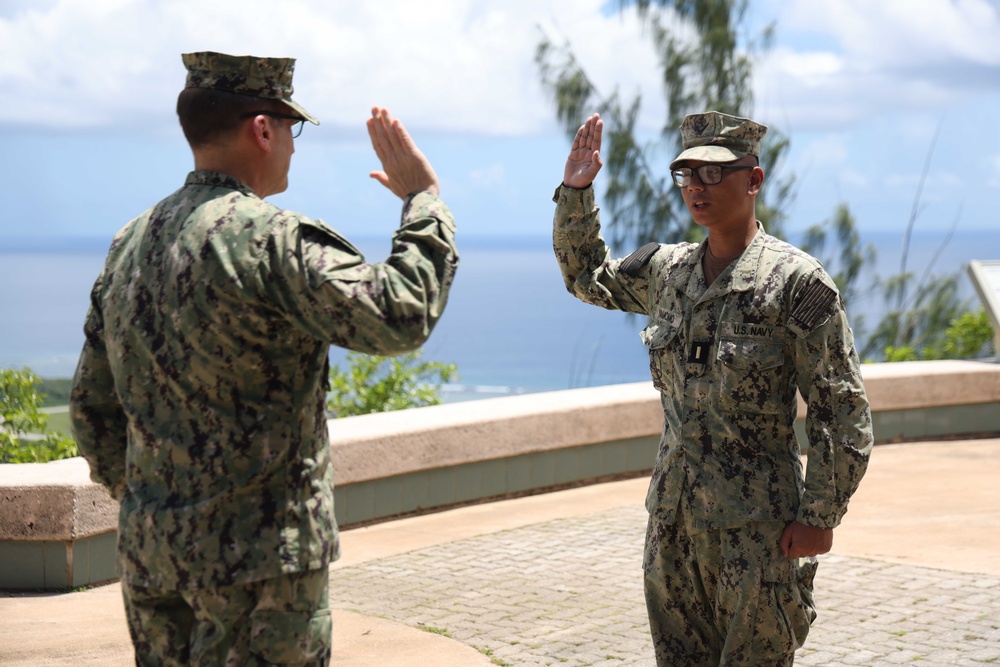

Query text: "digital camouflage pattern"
[553, 184, 871, 530]
[182, 51, 319, 125]
[124, 567, 331, 666]
[70, 170, 458, 590]
[644, 512, 817, 666]
[669, 110, 768, 169]
[552, 183, 871, 663]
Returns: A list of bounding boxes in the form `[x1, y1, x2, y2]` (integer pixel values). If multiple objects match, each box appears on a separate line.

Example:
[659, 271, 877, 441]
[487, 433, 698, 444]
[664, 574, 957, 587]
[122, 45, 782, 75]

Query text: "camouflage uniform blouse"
[553, 185, 871, 531]
[70, 170, 459, 590]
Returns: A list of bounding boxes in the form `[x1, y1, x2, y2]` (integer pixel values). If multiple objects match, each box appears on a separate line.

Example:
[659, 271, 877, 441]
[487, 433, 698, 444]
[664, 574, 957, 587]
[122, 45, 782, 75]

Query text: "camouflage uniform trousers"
[122, 567, 332, 666]
[643, 509, 817, 667]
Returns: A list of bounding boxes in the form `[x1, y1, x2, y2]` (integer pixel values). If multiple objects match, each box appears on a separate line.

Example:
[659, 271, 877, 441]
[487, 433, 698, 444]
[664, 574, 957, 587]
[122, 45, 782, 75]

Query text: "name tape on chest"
[727, 323, 776, 338]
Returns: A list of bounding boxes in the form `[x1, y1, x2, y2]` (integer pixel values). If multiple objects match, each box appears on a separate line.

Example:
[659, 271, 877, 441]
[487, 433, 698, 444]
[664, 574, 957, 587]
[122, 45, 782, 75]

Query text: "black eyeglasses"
[239, 110, 305, 138]
[671, 164, 753, 187]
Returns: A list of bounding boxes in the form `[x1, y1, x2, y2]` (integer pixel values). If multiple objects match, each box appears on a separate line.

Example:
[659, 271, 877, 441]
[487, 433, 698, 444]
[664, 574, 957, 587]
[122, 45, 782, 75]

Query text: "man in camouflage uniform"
[552, 111, 872, 666]
[69, 51, 458, 666]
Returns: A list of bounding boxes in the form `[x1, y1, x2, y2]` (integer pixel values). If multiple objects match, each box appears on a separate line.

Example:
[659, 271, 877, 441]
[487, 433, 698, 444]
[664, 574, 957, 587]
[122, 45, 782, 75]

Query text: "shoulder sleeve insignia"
[790, 279, 837, 334]
[619, 242, 660, 277]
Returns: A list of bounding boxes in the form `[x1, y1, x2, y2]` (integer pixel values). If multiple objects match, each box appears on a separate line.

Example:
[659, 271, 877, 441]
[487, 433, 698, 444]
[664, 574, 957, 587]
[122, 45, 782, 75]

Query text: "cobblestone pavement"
[329, 504, 1000, 666]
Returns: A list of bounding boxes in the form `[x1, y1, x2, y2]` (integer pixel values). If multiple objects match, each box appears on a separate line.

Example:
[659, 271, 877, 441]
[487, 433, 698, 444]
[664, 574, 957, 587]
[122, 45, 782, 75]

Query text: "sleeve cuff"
[552, 183, 596, 212]
[402, 190, 456, 233]
[796, 501, 846, 530]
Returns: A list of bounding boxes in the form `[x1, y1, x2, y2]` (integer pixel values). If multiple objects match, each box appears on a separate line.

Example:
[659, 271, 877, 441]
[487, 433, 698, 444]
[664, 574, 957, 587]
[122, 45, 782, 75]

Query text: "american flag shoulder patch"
[620, 242, 660, 277]
[790, 280, 837, 331]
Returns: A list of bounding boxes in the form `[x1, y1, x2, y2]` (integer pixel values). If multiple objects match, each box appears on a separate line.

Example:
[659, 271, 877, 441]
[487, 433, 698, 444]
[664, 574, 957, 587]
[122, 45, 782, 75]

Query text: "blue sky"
[1, 0, 999, 251]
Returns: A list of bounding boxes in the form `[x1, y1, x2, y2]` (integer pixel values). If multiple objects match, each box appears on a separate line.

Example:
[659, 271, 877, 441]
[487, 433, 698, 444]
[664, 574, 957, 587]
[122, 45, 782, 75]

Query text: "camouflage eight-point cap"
[669, 111, 767, 169]
[182, 51, 319, 125]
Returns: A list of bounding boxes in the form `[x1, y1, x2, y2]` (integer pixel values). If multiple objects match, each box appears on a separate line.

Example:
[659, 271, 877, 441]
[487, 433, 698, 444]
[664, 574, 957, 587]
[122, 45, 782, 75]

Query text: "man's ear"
[248, 115, 272, 153]
[748, 165, 765, 195]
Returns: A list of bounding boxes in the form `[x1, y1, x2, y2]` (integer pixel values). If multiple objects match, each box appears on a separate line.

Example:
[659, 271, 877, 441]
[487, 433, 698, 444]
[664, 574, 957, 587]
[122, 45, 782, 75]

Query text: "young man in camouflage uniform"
[552, 111, 872, 666]
[70, 51, 458, 666]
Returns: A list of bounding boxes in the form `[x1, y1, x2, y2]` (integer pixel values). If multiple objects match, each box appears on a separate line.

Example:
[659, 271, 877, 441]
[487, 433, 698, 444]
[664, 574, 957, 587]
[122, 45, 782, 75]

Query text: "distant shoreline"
[4, 231, 996, 392]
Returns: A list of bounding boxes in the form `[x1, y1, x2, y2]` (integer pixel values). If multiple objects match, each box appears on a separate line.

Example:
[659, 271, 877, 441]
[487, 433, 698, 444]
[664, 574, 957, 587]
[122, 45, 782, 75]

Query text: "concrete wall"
[2, 360, 999, 590]
[0, 458, 120, 589]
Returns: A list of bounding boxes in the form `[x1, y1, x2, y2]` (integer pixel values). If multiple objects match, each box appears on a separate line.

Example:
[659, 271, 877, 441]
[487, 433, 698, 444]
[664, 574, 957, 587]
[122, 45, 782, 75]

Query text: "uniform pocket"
[751, 557, 817, 659]
[640, 322, 681, 392]
[796, 558, 819, 624]
[250, 608, 332, 664]
[716, 336, 785, 414]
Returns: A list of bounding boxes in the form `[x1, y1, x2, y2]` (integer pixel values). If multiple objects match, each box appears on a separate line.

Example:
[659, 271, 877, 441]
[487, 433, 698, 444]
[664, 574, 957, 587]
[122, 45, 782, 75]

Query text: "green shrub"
[1, 367, 79, 463]
[327, 351, 457, 418]
[882, 309, 994, 362]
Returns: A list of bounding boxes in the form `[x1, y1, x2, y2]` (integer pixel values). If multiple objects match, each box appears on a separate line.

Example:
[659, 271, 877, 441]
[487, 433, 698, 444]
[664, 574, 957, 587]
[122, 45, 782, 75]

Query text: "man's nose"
[686, 173, 706, 190]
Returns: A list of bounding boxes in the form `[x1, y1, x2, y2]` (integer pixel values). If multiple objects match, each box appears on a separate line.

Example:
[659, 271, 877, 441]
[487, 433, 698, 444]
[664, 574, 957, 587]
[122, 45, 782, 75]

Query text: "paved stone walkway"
[330, 504, 1000, 666]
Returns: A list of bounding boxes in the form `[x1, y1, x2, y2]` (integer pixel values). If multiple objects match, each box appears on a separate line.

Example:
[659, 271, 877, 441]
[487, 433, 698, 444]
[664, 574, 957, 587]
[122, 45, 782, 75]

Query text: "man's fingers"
[370, 108, 421, 166]
[367, 117, 390, 163]
[571, 114, 603, 157]
[368, 107, 398, 157]
[366, 107, 440, 198]
[779, 522, 833, 559]
[584, 115, 602, 152]
[388, 119, 413, 154]
[376, 108, 409, 155]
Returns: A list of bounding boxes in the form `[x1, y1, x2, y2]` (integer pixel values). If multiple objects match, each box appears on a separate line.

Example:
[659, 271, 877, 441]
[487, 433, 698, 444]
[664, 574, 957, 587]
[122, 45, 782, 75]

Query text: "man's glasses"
[239, 111, 306, 138]
[671, 164, 753, 187]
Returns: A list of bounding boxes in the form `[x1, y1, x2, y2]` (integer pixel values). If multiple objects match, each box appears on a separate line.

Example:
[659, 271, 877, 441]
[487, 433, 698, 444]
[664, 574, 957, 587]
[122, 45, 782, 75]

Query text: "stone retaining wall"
[2, 360, 998, 590]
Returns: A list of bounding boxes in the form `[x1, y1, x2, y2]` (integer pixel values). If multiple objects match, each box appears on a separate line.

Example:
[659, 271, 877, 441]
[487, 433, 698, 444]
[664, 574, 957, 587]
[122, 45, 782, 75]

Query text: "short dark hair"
[176, 88, 286, 149]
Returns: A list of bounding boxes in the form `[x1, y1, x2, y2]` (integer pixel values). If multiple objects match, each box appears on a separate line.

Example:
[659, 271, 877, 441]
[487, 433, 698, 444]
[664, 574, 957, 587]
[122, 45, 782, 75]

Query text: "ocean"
[2, 229, 997, 401]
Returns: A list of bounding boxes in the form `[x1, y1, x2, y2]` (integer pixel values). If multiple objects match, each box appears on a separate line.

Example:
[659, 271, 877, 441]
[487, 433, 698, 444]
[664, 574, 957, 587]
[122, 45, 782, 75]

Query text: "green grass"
[417, 624, 453, 638]
[474, 647, 511, 667]
[0, 375, 78, 463]
[43, 408, 72, 437]
[20, 378, 73, 437]
[38, 378, 72, 407]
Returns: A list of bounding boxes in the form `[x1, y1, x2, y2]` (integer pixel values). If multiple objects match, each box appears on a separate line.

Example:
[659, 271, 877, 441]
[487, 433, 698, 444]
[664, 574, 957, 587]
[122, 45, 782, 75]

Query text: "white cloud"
[800, 134, 851, 167]
[4, 0, 999, 227]
[0, 0, 663, 136]
[467, 162, 507, 189]
[13, 0, 995, 140]
[838, 168, 868, 190]
[788, 0, 1000, 70]
[755, 0, 1000, 131]
[885, 169, 962, 194]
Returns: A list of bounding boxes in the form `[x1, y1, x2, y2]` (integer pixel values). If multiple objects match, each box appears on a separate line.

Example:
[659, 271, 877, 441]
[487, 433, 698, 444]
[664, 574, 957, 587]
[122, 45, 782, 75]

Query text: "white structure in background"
[968, 260, 1000, 360]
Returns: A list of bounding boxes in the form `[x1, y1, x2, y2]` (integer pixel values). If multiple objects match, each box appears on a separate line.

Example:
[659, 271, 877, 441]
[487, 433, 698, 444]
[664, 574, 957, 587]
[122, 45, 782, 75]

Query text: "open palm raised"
[563, 113, 604, 189]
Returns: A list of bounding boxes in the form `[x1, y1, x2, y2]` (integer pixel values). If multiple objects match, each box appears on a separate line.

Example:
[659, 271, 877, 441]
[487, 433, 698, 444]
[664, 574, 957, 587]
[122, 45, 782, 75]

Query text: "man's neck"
[706, 217, 758, 258]
[193, 146, 269, 198]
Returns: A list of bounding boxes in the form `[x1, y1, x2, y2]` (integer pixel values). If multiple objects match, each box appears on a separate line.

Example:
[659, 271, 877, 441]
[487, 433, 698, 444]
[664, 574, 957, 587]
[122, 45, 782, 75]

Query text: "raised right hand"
[563, 113, 603, 189]
[367, 107, 440, 199]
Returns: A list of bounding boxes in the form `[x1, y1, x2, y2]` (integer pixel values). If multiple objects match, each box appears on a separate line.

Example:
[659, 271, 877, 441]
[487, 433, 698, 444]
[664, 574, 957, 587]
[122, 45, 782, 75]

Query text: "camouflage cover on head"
[669, 111, 766, 169]
[182, 51, 319, 125]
